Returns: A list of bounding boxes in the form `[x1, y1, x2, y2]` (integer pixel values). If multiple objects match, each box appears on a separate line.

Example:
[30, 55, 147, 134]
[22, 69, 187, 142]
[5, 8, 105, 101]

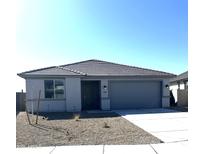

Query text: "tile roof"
[18, 59, 176, 78]
[169, 71, 188, 83]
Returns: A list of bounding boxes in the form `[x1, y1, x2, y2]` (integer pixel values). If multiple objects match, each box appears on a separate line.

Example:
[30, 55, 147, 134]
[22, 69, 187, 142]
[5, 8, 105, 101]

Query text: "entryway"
[81, 81, 101, 110]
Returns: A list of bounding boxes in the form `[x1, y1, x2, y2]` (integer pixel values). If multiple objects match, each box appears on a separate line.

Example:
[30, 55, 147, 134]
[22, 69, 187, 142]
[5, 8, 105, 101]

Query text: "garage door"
[110, 81, 161, 109]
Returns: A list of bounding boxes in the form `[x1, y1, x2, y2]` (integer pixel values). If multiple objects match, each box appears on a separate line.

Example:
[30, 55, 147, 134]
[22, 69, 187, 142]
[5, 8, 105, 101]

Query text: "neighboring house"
[169, 71, 188, 107]
[18, 59, 175, 112]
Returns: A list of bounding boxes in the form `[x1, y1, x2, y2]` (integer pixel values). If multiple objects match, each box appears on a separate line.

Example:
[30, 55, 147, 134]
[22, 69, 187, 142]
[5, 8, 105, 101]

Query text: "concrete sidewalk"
[115, 108, 188, 143]
[16, 142, 188, 154]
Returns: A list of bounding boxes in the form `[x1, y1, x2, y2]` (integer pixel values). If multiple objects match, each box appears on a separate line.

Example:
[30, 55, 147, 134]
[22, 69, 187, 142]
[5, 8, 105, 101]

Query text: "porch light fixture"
[103, 85, 107, 90]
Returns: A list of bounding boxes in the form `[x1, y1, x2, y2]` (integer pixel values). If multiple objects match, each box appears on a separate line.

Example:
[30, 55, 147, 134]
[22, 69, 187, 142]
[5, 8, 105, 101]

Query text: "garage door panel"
[110, 81, 161, 109]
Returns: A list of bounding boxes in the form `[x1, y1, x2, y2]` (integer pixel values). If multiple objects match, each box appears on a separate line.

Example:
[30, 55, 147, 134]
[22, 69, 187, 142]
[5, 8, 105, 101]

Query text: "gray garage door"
[110, 81, 162, 109]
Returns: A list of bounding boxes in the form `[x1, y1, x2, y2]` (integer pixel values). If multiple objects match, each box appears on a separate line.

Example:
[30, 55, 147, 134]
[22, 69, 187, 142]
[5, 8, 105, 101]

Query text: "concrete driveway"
[115, 108, 188, 143]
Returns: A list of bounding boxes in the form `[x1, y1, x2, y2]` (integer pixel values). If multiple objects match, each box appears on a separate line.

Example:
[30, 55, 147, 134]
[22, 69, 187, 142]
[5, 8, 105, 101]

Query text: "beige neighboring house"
[169, 71, 188, 107]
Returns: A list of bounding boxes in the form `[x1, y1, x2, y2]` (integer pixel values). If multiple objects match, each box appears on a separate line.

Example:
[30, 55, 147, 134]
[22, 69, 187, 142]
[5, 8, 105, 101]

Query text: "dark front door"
[81, 81, 100, 110]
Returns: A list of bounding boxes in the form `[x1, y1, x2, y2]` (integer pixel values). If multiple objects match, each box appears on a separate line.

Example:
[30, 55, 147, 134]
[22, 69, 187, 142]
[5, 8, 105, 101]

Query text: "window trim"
[44, 79, 65, 100]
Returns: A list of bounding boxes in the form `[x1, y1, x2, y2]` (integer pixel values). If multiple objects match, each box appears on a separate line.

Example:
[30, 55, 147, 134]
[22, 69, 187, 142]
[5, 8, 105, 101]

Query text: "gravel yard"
[16, 112, 161, 147]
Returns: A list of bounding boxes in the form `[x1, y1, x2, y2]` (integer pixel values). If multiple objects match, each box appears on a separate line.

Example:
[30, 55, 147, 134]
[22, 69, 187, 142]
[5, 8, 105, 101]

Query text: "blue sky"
[16, 0, 187, 90]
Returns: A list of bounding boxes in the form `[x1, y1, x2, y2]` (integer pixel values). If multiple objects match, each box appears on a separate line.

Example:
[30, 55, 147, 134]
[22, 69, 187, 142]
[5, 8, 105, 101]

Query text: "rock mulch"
[16, 112, 161, 147]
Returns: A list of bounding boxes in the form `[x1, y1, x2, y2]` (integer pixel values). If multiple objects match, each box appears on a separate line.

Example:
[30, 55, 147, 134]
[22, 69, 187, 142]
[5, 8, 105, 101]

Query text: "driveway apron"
[115, 108, 188, 143]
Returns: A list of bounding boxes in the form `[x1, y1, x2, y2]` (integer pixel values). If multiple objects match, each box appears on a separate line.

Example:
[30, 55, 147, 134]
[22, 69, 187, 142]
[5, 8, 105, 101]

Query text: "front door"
[81, 81, 100, 110]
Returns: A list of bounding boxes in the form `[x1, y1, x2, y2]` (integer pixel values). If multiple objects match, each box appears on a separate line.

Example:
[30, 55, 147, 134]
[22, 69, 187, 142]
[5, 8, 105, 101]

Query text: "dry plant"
[103, 122, 110, 128]
[73, 113, 80, 121]
[42, 116, 48, 120]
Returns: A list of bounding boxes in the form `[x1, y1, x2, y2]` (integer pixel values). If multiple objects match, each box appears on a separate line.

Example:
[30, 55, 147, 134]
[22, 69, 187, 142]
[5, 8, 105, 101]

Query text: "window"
[45, 80, 54, 98]
[55, 80, 64, 99]
[44, 80, 65, 99]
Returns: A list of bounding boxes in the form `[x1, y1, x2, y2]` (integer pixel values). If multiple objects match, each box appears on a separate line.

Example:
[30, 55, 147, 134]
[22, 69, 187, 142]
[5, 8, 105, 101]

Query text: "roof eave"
[18, 73, 175, 78]
[17, 73, 25, 79]
[170, 78, 188, 83]
[84, 74, 176, 78]
[17, 74, 84, 79]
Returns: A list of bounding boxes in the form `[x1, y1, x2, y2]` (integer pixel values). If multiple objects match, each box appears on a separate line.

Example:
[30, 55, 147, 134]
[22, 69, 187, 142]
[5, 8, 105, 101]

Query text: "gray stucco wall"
[25, 77, 170, 112]
[169, 81, 188, 103]
[177, 89, 188, 107]
[26, 100, 66, 112]
[26, 79, 44, 99]
[65, 77, 81, 112]
[100, 79, 110, 110]
[26, 78, 66, 112]
[162, 79, 170, 107]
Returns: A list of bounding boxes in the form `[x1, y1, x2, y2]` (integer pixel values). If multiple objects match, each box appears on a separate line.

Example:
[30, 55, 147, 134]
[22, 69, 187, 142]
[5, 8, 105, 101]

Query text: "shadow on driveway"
[166, 107, 188, 112]
[113, 108, 182, 116]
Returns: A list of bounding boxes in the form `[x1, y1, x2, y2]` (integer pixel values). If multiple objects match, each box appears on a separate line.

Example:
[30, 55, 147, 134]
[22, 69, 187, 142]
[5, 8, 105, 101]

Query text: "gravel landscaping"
[16, 112, 162, 147]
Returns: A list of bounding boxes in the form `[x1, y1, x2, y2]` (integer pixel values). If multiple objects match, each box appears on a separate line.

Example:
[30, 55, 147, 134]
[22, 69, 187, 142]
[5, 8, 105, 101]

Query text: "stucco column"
[162, 79, 170, 107]
[101, 79, 110, 110]
[183, 81, 188, 89]
[65, 77, 81, 112]
[177, 82, 180, 89]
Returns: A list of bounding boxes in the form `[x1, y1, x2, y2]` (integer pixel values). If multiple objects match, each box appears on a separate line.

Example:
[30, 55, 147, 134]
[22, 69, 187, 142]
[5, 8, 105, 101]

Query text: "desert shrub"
[73, 114, 80, 121]
[103, 122, 110, 128]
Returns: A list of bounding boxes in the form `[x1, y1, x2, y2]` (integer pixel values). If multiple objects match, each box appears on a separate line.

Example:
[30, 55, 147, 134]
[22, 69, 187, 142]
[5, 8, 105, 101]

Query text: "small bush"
[103, 122, 110, 128]
[74, 114, 80, 121]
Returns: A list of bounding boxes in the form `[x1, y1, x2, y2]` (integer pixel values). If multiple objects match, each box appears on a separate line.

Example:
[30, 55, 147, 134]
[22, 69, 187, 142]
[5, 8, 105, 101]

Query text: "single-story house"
[18, 59, 176, 112]
[169, 71, 188, 107]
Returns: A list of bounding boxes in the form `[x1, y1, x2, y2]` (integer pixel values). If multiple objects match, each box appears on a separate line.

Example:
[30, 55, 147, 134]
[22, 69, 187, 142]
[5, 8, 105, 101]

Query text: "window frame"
[185, 81, 188, 89]
[44, 79, 65, 99]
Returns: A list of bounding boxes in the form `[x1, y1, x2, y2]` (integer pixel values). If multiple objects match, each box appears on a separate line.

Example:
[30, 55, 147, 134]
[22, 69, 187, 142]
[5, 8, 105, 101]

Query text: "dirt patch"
[16, 112, 161, 147]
